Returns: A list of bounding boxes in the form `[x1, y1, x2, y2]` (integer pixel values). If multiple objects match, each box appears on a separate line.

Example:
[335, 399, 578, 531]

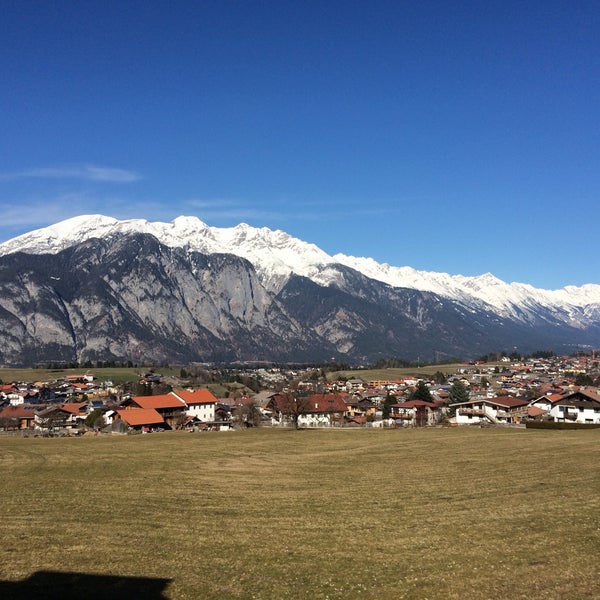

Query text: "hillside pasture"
[0, 427, 598, 599]
[0, 366, 159, 385]
[327, 363, 503, 382]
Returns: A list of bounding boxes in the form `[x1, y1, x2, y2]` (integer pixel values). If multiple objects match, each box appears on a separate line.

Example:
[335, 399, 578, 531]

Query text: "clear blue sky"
[1, 1, 599, 289]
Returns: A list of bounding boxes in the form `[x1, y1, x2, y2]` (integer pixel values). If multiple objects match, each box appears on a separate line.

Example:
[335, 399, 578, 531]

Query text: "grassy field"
[0, 427, 598, 599]
[0, 366, 170, 385]
[328, 363, 502, 382]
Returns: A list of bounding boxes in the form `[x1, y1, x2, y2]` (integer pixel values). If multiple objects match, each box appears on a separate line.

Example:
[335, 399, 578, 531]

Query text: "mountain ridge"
[0, 215, 599, 366]
[2, 214, 599, 308]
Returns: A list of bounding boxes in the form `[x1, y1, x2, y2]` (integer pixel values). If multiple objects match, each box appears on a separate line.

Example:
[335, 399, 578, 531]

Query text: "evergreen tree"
[411, 381, 433, 403]
[382, 394, 396, 419]
[575, 373, 594, 387]
[433, 371, 447, 384]
[449, 380, 470, 405]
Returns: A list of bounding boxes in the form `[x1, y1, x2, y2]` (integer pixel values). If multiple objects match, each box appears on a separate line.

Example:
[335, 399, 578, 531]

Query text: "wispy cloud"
[183, 196, 404, 226]
[0, 164, 141, 183]
[182, 198, 282, 223]
[0, 194, 96, 230]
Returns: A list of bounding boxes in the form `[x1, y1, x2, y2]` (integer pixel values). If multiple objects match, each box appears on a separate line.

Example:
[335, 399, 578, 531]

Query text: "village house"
[120, 394, 187, 429]
[343, 396, 376, 419]
[65, 372, 95, 384]
[344, 379, 366, 392]
[454, 396, 529, 425]
[534, 389, 600, 424]
[171, 388, 218, 424]
[266, 393, 348, 427]
[59, 402, 89, 426]
[299, 393, 348, 427]
[389, 399, 441, 427]
[0, 404, 41, 430]
[34, 405, 78, 433]
[114, 407, 165, 431]
[528, 392, 565, 414]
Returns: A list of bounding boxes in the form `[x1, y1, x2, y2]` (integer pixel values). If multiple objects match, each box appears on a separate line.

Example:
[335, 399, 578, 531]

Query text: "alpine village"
[2, 351, 600, 437]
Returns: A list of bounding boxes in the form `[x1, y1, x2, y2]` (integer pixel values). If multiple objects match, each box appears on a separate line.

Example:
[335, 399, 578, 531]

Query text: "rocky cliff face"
[0, 230, 599, 366]
[0, 233, 331, 365]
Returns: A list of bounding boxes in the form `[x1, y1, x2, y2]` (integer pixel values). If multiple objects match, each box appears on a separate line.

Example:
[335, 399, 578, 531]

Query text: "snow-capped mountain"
[3, 214, 600, 318]
[0, 214, 598, 366]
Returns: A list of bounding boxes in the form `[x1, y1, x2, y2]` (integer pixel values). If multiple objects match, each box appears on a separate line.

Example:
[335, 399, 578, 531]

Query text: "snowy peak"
[2, 213, 600, 366]
[1, 214, 600, 312]
[0, 215, 335, 291]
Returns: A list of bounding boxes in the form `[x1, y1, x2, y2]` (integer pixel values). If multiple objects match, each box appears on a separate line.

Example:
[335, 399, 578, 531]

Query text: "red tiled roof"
[116, 408, 164, 426]
[392, 400, 435, 409]
[131, 394, 186, 410]
[60, 402, 88, 415]
[267, 393, 348, 414]
[173, 389, 218, 405]
[486, 396, 529, 408]
[305, 393, 348, 413]
[528, 406, 547, 417]
[0, 405, 40, 419]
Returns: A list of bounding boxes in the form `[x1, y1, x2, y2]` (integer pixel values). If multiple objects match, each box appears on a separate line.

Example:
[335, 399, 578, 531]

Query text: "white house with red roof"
[123, 394, 186, 429]
[454, 396, 529, 425]
[526, 388, 600, 424]
[266, 393, 348, 427]
[115, 408, 165, 431]
[389, 400, 441, 427]
[171, 388, 218, 423]
[546, 389, 600, 424]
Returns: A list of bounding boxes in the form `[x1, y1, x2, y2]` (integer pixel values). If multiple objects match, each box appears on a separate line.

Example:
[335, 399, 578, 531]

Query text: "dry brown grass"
[0, 427, 598, 599]
[0, 366, 178, 384]
[328, 363, 504, 382]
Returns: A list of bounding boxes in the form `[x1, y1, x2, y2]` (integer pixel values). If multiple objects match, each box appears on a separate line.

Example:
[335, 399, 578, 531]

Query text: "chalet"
[344, 397, 377, 419]
[34, 405, 76, 433]
[215, 403, 233, 429]
[0, 404, 41, 430]
[121, 394, 186, 429]
[527, 393, 564, 415]
[301, 393, 348, 427]
[454, 396, 529, 425]
[389, 400, 440, 427]
[172, 388, 218, 423]
[546, 389, 600, 424]
[59, 402, 89, 426]
[66, 372, 95, 383]
[345, 379, 365, 392]
[114, 408, 165, 431]
[266, 393, 348, 427]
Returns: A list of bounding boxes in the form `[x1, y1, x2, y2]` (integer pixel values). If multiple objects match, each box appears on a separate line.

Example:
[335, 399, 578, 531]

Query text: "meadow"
[0, 366, 157, 385]
[0, 427, 598, 599]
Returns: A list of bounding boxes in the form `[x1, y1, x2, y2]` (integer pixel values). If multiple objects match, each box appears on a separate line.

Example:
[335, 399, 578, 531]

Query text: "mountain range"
[0, 214, 599, 366]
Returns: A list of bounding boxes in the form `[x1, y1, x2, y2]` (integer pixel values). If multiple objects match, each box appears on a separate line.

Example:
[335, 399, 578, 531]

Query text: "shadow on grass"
[0, 571, 172, 599]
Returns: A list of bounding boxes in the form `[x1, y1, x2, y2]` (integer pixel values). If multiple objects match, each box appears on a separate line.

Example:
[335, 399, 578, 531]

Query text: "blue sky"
[1, 1, 599, 289]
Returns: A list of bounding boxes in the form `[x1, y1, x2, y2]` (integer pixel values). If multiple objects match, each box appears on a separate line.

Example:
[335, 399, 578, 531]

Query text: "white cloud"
[0, 164, 141, 183]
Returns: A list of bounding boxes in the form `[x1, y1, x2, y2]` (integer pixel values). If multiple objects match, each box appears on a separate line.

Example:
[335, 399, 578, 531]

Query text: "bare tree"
[35, 407, 70, 436]
[236, 397, 262, 428]
[277, 392, 312, 429]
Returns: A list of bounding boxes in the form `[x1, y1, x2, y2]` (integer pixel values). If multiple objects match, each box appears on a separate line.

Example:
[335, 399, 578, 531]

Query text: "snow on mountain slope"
[2, 215, 600, 318]
[0, 215, 335, 292]
[332, 254, 600, 319]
